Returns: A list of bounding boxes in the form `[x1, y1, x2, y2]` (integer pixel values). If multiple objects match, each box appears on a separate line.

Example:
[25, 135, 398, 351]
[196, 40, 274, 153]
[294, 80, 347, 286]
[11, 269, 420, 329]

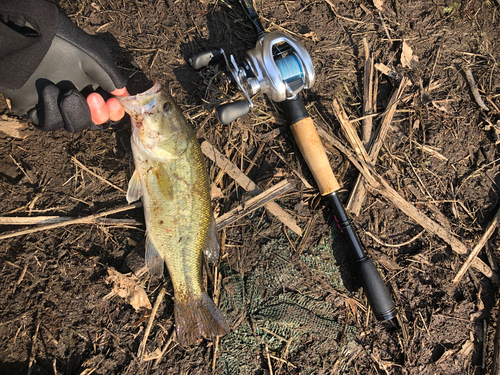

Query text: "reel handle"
[216, 100, 250, 125]
[189, 48, 223, 70]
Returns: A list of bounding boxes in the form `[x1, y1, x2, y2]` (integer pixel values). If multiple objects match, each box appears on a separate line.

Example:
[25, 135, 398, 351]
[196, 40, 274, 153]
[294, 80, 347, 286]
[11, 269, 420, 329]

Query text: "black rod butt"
[356, 257, 397, 321]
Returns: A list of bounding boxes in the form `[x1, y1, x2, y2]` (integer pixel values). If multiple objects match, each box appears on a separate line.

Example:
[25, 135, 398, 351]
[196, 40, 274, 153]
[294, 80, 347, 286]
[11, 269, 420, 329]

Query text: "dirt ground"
[1, 0, 500, 374]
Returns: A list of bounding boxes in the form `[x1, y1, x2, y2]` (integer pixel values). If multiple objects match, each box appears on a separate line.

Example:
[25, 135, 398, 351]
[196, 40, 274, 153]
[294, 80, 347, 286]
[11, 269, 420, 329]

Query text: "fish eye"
[163, 102, 171, 112]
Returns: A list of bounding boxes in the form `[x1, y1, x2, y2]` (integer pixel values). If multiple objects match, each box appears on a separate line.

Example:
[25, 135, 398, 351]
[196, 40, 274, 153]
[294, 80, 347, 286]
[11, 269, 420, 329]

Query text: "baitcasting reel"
[189, 31, 316, 124]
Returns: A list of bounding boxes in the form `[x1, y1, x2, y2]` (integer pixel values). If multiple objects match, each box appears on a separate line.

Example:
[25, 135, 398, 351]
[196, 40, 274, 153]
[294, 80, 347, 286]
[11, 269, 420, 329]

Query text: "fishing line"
[275, 54, 303, 82]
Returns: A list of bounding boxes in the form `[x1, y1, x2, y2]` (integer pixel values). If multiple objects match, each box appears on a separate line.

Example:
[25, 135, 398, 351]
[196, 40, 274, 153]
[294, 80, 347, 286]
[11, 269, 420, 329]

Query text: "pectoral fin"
[202, 215, 220, 264]
[146, 236, 164, 277]
[126, 170, 143, 203]
[146, 164, 174, 200]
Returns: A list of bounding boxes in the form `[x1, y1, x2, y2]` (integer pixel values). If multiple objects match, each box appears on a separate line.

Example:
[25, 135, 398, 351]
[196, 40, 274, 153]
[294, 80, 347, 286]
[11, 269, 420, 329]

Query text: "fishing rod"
[189, 0, 397, 322]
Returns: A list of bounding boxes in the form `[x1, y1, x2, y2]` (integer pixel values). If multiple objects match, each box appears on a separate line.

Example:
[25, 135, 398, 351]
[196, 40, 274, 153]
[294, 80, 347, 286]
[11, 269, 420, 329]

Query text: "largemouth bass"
[117, 82, 229, 346]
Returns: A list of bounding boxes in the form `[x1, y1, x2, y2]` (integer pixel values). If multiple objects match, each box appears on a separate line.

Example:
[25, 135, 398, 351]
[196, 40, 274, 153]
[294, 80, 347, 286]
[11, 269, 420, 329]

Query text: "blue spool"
[275, 54, 303, 83]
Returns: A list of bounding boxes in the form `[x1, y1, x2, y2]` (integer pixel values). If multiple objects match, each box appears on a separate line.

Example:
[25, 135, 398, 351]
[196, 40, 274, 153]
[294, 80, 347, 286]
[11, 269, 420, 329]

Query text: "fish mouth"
[115, 81, 162, 117]
[135, 81, 162, 97]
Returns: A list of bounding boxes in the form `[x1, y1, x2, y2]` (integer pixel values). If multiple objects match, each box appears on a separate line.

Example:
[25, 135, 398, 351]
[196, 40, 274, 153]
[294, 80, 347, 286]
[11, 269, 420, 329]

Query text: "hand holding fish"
[0, 0, 128, 132]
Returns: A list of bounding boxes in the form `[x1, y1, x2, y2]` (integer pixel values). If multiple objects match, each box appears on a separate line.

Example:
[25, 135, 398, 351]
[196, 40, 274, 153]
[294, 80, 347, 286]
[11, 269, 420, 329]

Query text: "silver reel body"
[245, 32, 315, 102]
[190, 31, 315, 124]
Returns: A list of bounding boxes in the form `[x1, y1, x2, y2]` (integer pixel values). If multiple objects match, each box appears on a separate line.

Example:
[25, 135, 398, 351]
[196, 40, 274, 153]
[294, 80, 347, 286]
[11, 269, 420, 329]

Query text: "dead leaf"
[432, 100, 450, 114]
[142, 347, 162, 361]
[0, 115, 30, 139]
[106, 267, 152, 312]
[436, 340, 473, 365]
[457, 340, 474, 358]
[377, 254, 401, 271]
[210, 184, 224, 200]
[345, 297, 358, 316]
[401, 41, 419, 68]
[436, 347, 457, 364]
[373, 0, 383, 11]
[302, 31, 319, 42]
[374, 62, 406, 82]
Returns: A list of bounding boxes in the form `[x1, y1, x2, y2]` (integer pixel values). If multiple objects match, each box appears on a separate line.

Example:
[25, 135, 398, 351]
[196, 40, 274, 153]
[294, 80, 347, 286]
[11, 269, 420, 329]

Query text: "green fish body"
[118, 82, 229, 346]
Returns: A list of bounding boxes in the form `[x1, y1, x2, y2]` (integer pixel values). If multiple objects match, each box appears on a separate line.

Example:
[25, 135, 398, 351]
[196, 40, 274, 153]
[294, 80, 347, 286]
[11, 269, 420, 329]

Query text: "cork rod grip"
[289, 117, 340, 195]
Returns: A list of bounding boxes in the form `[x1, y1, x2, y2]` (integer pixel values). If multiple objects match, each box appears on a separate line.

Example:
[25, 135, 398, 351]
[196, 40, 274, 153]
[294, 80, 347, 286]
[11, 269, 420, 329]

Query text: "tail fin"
[174, 292, 229, 346]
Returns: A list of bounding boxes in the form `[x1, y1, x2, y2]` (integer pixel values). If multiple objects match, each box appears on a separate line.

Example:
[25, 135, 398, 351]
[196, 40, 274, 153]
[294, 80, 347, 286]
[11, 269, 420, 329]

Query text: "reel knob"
[216, 100, 250, 125]
[189, 48, 224, 70]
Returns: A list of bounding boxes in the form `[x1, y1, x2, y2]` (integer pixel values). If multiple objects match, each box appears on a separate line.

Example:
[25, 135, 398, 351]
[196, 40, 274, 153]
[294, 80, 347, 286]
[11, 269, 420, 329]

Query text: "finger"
[111, 87, 130, 97]
[60, 89, 92, 133]
[38, 84, 65, 131]
[87, 93, 110, 125]
[107, 97, 125, 122]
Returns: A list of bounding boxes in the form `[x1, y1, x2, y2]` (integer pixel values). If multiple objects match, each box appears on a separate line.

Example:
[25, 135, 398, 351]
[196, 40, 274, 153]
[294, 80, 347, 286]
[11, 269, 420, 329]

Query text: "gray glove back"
[0, 10, 127, 132]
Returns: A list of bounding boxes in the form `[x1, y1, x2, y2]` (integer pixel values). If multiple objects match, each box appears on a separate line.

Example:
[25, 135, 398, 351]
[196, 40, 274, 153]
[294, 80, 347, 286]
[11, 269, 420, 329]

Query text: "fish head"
[117, 82, 190, 160]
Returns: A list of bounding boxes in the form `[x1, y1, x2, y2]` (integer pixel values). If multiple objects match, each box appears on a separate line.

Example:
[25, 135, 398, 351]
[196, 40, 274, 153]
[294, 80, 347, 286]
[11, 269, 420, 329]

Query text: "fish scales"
[118, 82, 229, 346]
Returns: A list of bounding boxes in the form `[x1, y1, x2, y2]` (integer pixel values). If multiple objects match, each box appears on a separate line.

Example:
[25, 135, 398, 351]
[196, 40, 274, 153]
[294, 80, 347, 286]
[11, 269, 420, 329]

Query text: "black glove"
[0, 0, 127, 132]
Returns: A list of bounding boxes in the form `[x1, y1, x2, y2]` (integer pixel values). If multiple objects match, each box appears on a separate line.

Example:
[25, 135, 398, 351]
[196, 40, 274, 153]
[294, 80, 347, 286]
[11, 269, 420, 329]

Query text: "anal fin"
[145, 236, 164, 277]
[202, 215, 220, 264]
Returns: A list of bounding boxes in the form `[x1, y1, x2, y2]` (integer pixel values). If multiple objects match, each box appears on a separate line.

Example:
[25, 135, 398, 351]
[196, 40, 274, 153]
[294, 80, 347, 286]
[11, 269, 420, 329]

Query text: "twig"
[465, 68, 490, 111]
[269, 354, 297, 368]
[269, 147, 313, 189]
[295, 212, 319, 256]
[375, 63, 405, 82]
[0, 216, 140, 226]
[362, 38, 374, 148]
[329, 98, 500, 284]
[53, 358, 58, 375]
[216, 179, 294, 230]
[410, 140, 448, 162]
[405, 154, 435, 202]
[323, 0, 337, 13]
[72, 157, 126, 194]
[153, 329, 176, 368]
[138, 287, 166, 360]
[486, 241, 499, 272]
[201, 140, 302, 236]
[378, 11, 392, 44]
[0, 311, 31, 327]
[27, 319, 41, 375]
[492, 307, 500, 374]
[265, 345, 274, 375]
[79, 357, 105, 375]
[10, 154, 33, 184]
[17, 263, 28, 285]
[212, 335, 219, 372]
[0, 202, 143, 240]
[483, 320, 488, 369]
[451, 204, 500, 287]
[364, 230, 425, 248]
[346, 77, 411, 215]
[457, 156, 500, 194]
